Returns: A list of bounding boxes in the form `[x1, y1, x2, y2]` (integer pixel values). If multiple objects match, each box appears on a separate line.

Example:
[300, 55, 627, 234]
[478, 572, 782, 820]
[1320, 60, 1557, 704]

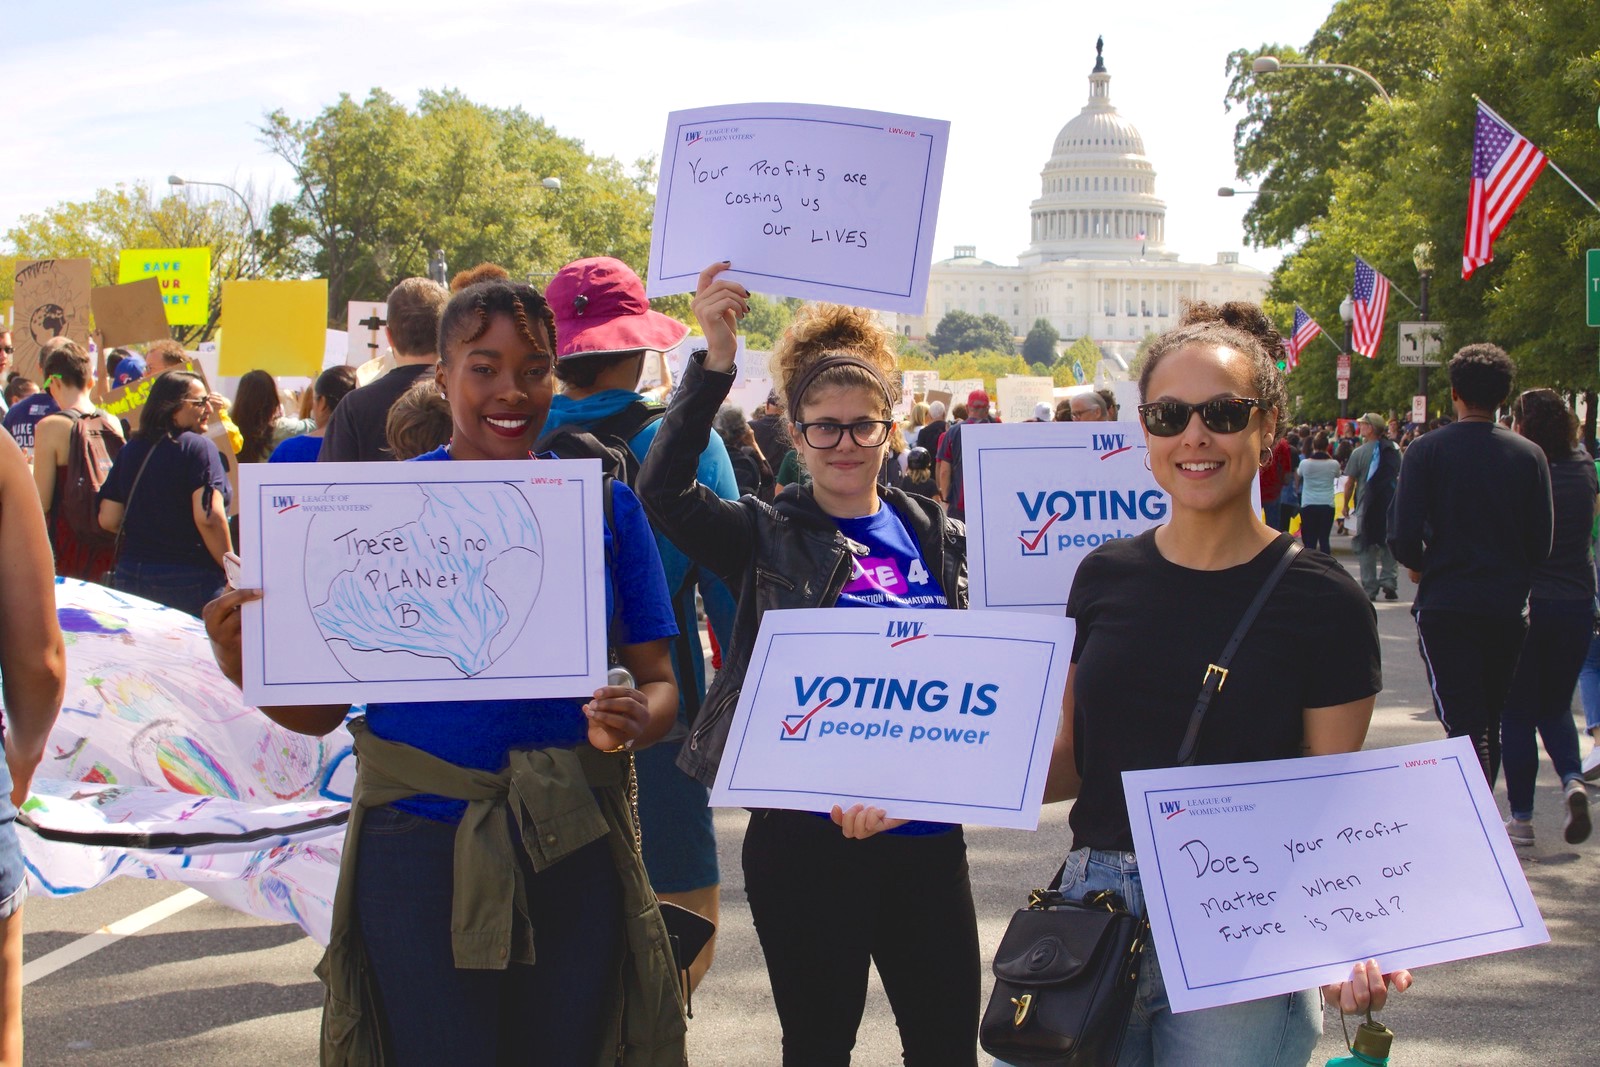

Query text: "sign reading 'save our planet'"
[647, 103, 950, 314]
[1123, 737, 1548, 1014]
[118, 248, 211, 326]
[709, 608, 1072, 829]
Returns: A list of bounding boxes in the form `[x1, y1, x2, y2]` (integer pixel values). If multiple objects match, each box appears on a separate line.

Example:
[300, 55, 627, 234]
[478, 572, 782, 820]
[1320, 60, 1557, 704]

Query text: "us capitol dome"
[899, 40, 1268, 371]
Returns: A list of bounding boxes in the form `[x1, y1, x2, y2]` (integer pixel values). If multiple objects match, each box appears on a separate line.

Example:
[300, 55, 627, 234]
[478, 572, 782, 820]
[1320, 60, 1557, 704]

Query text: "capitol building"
[898, 43, 1269, 369]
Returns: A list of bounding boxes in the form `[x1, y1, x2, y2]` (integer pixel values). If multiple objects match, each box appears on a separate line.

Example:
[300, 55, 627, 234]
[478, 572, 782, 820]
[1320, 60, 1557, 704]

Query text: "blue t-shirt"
[832, 503, 952, 834]
[268, 434, 323, 463]
[363, 446, 679, 821]
[97, 431, 230, 571]
[3, 393, 59, 453]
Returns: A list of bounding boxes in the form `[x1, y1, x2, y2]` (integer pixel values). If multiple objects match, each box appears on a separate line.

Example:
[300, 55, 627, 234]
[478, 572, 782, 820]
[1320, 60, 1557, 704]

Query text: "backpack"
[58, 409, 123, 550]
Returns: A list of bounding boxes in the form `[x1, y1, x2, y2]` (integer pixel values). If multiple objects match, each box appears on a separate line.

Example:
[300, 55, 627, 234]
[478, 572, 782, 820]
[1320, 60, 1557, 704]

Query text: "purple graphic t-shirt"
[834, 506, 947, 609]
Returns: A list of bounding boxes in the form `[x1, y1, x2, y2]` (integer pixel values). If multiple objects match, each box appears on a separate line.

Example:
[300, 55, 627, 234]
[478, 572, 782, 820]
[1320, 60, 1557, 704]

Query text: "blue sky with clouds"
[8, 0, 1335, 273]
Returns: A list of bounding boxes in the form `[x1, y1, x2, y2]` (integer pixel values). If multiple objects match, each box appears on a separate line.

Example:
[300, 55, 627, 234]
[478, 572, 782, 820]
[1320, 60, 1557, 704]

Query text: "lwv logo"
[273, 495, 299, 513]
[1092, 433, 1132, 458]
[1159, 800, 1186, 819]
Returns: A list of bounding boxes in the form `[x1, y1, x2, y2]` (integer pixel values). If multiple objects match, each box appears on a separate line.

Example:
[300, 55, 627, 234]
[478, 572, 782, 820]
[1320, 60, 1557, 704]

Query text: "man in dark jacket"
[1343, 413, 1400, 600]
[749, 391, 791, 468]
[915, 400, 947, 453]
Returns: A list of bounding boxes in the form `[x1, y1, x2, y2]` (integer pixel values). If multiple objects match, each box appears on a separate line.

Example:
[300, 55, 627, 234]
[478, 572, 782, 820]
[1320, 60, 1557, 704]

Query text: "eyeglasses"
[1137, 398, 1262, 437]
[180, 397, 209, 409]
[794, 419, 893, 449]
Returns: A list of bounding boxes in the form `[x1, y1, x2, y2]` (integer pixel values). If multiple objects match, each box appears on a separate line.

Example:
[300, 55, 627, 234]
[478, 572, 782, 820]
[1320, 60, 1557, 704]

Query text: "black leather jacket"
[637, 354, 968, 786]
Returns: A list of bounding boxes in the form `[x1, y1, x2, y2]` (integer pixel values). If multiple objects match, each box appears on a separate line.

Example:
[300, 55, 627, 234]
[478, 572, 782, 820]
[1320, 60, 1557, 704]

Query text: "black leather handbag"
[980, 538, 1301, 1065]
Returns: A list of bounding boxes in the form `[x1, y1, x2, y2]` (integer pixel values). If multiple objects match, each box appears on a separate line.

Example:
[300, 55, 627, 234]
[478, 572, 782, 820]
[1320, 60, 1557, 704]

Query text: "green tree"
[928, 310, 1016, 355]
[1022, 318, 1060, 364]
[740, 294, 803, 350]
[262, 89, 659, 322]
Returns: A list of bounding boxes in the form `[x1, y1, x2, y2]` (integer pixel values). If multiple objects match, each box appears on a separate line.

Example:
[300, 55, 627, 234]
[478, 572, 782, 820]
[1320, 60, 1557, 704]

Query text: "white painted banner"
[710, 608, 1072, 829]
[647, 102, 950, 313]
[240, 459, 606, 705]
[1123, 737, 1547, 1013]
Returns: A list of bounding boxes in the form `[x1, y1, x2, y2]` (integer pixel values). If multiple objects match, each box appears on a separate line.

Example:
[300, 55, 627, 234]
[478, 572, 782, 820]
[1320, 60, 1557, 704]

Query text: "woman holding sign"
[204, 268, 687, 1065]
[1042, 302, 1408, 1064]
[638, 263, 978, 1066]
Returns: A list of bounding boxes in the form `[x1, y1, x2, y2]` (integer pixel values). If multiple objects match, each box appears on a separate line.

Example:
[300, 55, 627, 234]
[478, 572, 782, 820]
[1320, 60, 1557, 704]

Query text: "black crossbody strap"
[1174, 538, 1302, 767]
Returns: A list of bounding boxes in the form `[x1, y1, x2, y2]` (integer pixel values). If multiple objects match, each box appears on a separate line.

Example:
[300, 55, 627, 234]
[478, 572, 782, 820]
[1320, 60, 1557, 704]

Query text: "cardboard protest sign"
[91, 277, 171, 347]
[239, 459, 607, 706]
[995, 375, 1055, 423]
[346, 301, 387, 365]
[648, 103, 950, 313]
[220, 279, 328, 377]
[13, 258, 92, 382]
[925, 389, 952, 413]
[118, 248, 211, 327]
[710, 608, 1073, 829]
[1123, 736, 1547, 1013]
[100, 354, 210, 431]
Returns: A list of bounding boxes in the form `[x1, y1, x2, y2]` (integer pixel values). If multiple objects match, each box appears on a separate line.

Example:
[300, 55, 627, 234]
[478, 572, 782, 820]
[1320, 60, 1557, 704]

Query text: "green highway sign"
[1589, 249, 1600, 328]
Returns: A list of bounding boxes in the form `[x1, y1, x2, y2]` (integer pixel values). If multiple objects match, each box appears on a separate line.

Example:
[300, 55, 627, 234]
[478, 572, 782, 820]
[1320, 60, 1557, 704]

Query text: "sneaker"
[1505, 817, 1535, 847]
[1382, 588, 1398, 601]
[1583, 744, 1600, 782]
[1564, 780, 1592, 845]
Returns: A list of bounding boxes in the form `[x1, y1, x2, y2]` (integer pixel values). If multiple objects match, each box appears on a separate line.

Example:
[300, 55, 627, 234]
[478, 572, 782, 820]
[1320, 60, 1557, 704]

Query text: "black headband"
[786, 354, 894, 423]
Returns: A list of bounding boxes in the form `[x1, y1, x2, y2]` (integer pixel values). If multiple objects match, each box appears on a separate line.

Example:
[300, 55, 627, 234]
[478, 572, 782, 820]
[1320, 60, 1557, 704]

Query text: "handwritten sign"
[710, 608, 1072, 829]
[902, 370, 939, 401]
[220, 279, 327, 377]
[995, 375, 1055, 423]
[118, 248, 212, 327]
[13, 258, 92, 382]
[239, 459, 607, 706]
[1123, 737, 1548, 1013]
[648, 103, 949, 314]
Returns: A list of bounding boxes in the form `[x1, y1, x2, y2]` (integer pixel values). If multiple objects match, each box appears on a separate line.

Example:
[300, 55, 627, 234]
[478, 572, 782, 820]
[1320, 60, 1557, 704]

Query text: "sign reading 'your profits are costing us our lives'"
[710, 608, 1073, 829]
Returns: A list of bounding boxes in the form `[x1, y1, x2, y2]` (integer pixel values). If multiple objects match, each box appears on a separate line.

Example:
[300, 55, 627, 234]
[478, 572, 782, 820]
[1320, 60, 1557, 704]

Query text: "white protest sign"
[947, 379, 984, 407]
[710, 608, 1072, 829]
[239, 459, 607, 706]
[347, 301, 388, 365]
[648, 103, 950, 313]
[902, 370, 939, 400]
[1123, 736, 1547, 1014]
[324, 329, 349, 370]
[996, 375, 1055, 423]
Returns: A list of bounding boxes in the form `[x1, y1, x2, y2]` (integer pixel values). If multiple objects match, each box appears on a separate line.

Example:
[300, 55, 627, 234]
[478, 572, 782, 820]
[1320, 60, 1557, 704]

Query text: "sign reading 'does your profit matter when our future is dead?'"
[1122, 736, 1548, 1014]
[710, 608, 1073, 829]
[647, 103, 950, 314]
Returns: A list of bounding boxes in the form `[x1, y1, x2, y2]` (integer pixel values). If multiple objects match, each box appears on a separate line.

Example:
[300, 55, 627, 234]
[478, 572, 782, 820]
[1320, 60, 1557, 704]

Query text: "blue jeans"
[1579, 631, 1600, 735]
[1007, 849, 1320, 1067]
[1501, 598, 1592, 819]
[0, 742, 25, 920]
[114, 559, 225, 618]
[355, 803, 623, 1066]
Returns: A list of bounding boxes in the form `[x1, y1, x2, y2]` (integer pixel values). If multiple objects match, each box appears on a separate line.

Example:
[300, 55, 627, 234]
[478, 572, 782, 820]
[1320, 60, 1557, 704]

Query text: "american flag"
[1462, 102, 1546, 279]
[1284, 305, 1323, 369]
[1351, 257, 1389, 359]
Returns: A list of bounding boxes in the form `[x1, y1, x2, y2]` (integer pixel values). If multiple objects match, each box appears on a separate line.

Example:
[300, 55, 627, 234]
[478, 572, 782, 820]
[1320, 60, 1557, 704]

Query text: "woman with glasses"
[638, 263, 978, 1065]
[97, 371, 231, 617]
[1040, 302, 1407, 1064]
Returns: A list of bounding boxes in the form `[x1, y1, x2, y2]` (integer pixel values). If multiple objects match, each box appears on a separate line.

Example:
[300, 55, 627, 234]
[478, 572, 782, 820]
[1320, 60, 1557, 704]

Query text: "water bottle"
[1326, 1012, 1394, 1066]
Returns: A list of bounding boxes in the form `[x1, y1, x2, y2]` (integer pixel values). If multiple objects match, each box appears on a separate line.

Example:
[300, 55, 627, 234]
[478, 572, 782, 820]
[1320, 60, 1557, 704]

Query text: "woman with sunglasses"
[638, 263, 978, 1065]
[1041, 302, 1408, 1064]
[97, 370, 232, 617]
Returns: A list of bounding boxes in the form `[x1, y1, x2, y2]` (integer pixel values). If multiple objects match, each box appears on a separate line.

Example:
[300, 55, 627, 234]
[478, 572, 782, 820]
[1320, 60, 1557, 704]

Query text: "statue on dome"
[1093, 35, 1106, 73]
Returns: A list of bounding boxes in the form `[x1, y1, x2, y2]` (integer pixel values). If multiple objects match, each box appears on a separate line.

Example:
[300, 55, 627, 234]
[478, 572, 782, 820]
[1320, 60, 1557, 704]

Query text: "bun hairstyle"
[772, 304, 901, 420]
[1138, 300, 1290, 440]
[436, 263, 556, 361]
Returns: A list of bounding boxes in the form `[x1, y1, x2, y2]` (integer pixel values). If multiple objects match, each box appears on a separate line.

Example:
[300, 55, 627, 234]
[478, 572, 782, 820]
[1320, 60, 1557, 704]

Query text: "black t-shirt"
[1533, 453, 1599, 602]
[915, 419, 947, 454]
[98, 431, 229, 571]
[1066, 531, 1382, 852]
[319, 363, 434, 463]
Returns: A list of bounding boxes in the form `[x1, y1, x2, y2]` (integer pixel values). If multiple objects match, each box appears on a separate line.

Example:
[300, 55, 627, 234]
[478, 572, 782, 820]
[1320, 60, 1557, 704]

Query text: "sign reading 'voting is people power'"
[710, 608, 1073, 829]
[1123, 737, 1547, 1014]
[648, 103, 949, 313]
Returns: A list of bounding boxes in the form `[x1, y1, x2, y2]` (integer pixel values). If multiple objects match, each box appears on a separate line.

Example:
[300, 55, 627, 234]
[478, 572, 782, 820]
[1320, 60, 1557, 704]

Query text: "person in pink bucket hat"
[540, 255, 738, 993]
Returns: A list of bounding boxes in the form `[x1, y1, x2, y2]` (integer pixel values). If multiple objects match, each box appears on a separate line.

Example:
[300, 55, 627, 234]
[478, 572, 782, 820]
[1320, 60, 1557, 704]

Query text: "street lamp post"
[1251, 56, 1394, 108]
[167, 175, 258, 239]
[1216, 187, 1261, 197]
[1339, 295, 1355, 421]
[1413, 241, 1434, 418]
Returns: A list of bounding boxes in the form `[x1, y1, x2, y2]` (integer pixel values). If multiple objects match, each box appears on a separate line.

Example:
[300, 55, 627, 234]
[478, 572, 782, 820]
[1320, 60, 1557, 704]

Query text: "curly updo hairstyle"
[772, 304, 901, 421]
[1511, 388, 1578, 462]
[436, 263, 557, 361]
[1137, 301, 1290, 441]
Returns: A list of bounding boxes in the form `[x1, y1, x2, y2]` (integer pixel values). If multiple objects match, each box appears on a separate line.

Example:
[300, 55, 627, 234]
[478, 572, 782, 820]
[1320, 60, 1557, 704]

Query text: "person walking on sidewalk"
[1343, 413, 1400, 600]
[1390, 344, 1553, 787]
[1500, 389, 1595, 847]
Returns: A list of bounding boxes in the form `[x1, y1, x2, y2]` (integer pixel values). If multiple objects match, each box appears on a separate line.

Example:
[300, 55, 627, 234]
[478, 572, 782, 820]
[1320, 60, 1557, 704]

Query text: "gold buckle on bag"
[1203, 663, 1229, 691]
[1011, 993, 1033, 1027]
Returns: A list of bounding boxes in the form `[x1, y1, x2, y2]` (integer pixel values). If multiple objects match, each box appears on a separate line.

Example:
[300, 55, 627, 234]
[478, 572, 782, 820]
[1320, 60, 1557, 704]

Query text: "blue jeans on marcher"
[114, 559, 225, 618]
[355, 803, 624, 1066]
[1000, 849, 1320, 1067]
[1501, 598, 1593, 819]
[1580, 632, 1600, 735]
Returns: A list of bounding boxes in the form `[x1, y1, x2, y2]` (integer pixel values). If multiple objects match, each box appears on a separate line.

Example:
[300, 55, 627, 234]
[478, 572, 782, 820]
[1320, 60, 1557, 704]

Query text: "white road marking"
[23, 888, 208, 986]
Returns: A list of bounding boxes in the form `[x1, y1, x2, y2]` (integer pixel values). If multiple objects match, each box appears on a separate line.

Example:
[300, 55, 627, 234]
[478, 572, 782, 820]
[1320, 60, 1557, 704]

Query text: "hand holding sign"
[692, 262, 749, 370]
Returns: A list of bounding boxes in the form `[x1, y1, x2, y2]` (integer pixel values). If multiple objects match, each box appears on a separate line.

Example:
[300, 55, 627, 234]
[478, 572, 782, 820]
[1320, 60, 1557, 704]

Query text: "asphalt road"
[22, 543, 1598, 1065]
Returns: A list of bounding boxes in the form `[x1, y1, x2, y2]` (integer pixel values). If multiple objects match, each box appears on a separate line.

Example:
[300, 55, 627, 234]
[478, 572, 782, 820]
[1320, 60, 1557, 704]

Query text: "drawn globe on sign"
[29, 303, 69, 344]
[304, 482, 544, 681]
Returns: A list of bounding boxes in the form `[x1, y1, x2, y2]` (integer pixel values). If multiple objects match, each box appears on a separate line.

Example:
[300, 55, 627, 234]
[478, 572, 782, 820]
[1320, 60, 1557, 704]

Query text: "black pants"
[1416, 609, 1529, 787]
[1299, 504, 1335, 554]
[742, 809, 980, 1066]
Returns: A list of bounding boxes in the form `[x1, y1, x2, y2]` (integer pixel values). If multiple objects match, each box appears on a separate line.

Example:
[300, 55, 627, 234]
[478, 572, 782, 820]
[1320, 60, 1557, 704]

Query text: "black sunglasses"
[1138, 398, 1262, 437]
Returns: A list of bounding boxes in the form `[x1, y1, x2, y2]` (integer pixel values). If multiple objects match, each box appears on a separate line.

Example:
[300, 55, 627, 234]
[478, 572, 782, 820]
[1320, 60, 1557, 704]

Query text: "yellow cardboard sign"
[118, 248, 212, 326]
[219, 279, 327, 377]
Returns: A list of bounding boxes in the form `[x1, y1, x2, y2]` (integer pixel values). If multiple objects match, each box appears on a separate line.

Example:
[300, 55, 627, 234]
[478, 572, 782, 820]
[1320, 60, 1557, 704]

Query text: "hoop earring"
[1258, 448, 1272, 469]
[1143, 452, 1152, 472]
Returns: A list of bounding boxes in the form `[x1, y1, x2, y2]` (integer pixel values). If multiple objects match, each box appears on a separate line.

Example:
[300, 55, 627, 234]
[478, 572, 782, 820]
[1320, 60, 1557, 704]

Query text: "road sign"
[1337, 380, 1349, 400]
[1587, 249, 1600, 328]
[1336, 355, 1351, 382]
[1412, 395, 1427, 424]
[1396, 322, 1446, 366]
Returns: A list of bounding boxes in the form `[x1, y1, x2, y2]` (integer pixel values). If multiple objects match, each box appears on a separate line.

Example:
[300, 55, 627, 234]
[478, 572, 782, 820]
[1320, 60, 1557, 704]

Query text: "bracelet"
[601, 740, 635, 754]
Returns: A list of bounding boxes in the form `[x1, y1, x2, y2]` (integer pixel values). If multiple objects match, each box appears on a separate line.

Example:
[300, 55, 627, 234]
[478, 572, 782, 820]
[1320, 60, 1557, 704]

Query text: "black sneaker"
[1382, 588, 1398, 601]
[1564, 780, 1591, 845]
